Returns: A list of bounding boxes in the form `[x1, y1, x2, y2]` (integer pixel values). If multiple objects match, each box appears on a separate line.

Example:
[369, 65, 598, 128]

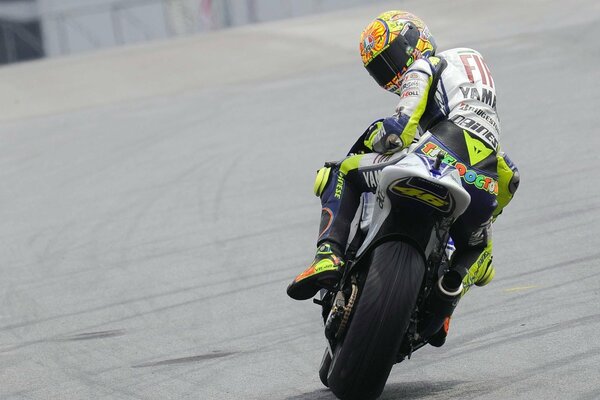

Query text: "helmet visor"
[365, 36, 413, 88]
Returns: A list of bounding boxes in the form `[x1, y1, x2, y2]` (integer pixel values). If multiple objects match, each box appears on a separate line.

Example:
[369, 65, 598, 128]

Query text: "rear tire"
[327, 241, 425, 400]
[319, 348, 332, 387]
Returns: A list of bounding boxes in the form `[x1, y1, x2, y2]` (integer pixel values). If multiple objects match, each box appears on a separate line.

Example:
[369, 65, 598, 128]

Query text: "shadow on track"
[285, 380, 466, 400]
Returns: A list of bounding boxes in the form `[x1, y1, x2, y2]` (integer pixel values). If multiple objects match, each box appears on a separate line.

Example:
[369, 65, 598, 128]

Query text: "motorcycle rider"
[286, 11, 519, 345]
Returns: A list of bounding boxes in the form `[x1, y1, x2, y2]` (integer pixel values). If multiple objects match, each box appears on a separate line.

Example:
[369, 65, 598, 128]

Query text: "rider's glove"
[366, 116, 407, 153]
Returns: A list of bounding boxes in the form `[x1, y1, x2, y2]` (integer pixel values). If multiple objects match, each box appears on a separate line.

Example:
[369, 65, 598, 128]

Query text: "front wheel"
[327, 241, 425, 400]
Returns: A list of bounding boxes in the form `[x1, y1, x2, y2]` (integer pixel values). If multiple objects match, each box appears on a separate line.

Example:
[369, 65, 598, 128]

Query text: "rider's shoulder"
[407, 58, 435, 76]
[437, 47, 485, 59]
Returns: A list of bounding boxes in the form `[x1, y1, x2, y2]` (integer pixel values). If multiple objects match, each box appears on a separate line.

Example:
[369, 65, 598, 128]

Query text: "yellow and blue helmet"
[359, 11, 437, 94]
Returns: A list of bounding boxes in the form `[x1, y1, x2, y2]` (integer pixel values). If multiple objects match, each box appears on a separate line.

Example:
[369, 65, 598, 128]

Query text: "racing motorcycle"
[315, 136, 471, 400]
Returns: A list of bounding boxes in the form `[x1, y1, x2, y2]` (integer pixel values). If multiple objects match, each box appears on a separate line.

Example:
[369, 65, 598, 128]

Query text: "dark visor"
[365, 36, 413, 88]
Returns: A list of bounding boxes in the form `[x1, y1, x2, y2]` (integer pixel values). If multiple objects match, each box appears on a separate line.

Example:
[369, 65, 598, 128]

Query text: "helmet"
[359, 11, 437, 94]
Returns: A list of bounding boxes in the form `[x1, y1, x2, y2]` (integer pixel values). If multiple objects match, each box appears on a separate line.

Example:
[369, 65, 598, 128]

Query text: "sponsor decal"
[459, 52, 494, 88]
[400, 23, 411, 36]
[376, 187, 385, 208]
[463, 129, 494, 166]
[334, 172, 345, 199]
[388, 177, 453, 213]
[362, 170, 381, 189]
[401, 90, 419, 98]
[421, 142, 499, 195]
[392, 186, 449, 208]
[459, 87, 497, 110]
[477, 249, 491, 268]
[450, 114, 499, 150]
[401, 81, 420, 90]
[457, 102, 500, 132]
[294, 260, 338, 282]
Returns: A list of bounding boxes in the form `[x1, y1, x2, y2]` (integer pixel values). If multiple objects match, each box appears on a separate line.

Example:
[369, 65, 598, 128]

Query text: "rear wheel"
[327, 241, 425, 400]
[318, 348, 332, 387]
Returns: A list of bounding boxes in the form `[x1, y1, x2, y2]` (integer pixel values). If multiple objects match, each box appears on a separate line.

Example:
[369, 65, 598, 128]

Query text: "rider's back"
[436, 48, 500, 151]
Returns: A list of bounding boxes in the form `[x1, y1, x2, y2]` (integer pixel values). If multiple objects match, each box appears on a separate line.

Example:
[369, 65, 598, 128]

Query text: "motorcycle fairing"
[355, 152, 471, 260]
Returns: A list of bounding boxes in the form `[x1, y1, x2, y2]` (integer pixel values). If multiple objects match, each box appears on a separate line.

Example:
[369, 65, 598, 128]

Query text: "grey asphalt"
[1, 1, 599, 399]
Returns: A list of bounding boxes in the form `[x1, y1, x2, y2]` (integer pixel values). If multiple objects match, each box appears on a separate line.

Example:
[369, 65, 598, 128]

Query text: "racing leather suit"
[314, 48, 520, 292]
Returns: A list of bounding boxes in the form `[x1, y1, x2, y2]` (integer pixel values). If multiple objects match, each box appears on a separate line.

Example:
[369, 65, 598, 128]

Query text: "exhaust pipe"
[419, 270, 463, 339]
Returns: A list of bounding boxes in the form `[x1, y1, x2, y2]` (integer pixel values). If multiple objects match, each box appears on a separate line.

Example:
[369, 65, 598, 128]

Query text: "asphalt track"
[1, 1, 600, 399]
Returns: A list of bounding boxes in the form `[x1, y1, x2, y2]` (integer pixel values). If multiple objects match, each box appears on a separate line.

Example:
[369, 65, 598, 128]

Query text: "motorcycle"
[314, 134, 471, 400]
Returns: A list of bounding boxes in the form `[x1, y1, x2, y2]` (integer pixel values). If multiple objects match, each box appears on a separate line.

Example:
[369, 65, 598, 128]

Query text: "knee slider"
[508, 169, 520, 195]
[498, 152, 520, 195]
[313, 167, 332, 197]
[494, 153, 519, 219]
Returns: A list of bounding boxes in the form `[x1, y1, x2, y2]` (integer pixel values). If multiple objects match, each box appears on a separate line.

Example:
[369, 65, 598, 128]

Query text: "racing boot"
[287, 242, 344, 301]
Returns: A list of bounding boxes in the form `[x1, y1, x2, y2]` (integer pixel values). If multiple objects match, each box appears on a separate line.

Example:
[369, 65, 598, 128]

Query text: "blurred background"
[0, 0, 389, 64]
[1, 1, 599, 399]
